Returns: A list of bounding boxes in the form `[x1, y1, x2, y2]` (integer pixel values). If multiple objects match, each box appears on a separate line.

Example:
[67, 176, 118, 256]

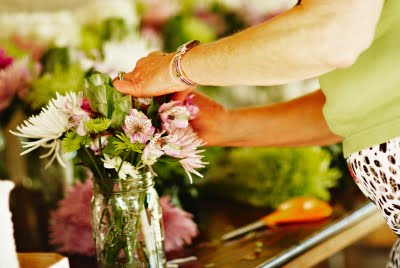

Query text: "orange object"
[260, 196, 333, 227]
[221, 196, 333, 241]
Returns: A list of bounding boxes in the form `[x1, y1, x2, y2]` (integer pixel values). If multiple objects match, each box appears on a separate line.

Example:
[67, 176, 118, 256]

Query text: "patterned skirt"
[347, 137, 400, 267]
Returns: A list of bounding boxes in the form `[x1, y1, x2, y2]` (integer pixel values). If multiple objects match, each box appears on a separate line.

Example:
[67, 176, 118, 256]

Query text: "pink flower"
[142, 132, 165, 165]
[141, 0, 180, 29]
[49, 180, 198, 256]
[49, 179, 95, 256]
[158, 101, 190, 131]
[90, 135, 110, 155]
[59, 92, 91, 136]
[80, 98, 92, 113]
[123, 109, 155, 144]
[0, 58, 32, 112]
[0, 50, 13, 69]
[161, 196, 199, 252]
[171, 127, 207, 183]
[183, 94, 200, 120]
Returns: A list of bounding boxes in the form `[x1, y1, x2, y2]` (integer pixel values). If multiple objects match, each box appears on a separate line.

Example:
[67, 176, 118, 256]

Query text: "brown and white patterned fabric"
[347, 137, 400, 268]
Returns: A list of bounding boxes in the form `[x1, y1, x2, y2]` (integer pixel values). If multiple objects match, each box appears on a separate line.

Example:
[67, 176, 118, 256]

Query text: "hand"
[173, 90, 229, 146]
[112, 51, 191, 97]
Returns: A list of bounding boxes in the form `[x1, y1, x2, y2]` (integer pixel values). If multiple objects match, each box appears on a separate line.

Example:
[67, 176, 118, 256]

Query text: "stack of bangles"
[117, 40, 201, 87]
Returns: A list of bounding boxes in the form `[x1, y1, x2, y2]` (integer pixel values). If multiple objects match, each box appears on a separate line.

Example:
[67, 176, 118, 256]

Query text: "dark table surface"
[11, 182, 376, 268]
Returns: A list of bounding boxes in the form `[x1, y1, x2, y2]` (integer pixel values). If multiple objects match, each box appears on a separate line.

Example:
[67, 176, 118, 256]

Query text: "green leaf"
[88, 72, 112, 87]
[62, 131, 91, 152]
[83, 73, 132, 127]
[102, 137, 119, 157]
[112, 133, 145, 154]
[111, 95, 132, 127]
[146, 99, 161, 129]
[77, 147, 107, 180]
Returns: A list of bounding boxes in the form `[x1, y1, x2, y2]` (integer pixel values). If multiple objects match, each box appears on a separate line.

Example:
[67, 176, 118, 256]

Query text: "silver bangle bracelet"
[169, 40, 201, 86]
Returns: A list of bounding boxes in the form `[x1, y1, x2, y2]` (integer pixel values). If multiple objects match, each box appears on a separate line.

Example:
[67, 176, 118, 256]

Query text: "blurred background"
[0, 0, 396, 267]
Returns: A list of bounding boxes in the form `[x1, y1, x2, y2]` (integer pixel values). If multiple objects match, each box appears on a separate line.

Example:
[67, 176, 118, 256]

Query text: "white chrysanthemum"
[102, 154, 139, 180]
[0, 0, 138, 45]
[94, 34, 159, 78]
[10, 92, 80, 168]
[10, 93, 77, 167]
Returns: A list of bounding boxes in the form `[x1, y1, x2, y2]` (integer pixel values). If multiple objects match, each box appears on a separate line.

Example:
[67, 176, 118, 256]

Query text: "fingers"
[112, 80, 137, 95]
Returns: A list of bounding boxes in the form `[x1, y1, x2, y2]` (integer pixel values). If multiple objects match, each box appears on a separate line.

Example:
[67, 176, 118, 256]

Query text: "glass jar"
[91, 172, 166, 268]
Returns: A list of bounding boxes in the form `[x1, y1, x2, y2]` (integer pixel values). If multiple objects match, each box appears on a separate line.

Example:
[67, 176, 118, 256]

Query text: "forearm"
[182, 0, 383, 86]
[214, 90, 342, 147]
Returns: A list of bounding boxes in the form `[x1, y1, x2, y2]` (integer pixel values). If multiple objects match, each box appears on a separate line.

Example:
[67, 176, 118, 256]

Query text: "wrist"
[170, 40, 201, 87]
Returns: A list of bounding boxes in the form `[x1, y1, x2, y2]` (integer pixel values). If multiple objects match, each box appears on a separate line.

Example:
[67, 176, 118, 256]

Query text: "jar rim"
[91, 171, 154, 193]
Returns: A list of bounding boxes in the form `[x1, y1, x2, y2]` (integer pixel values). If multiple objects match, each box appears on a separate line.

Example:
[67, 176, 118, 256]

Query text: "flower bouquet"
[11, 72, 207, 267]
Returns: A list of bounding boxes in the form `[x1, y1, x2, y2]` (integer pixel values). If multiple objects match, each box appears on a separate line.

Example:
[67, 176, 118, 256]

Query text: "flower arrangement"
[11, 72, 206, 265]
[11, 72, 206, 181]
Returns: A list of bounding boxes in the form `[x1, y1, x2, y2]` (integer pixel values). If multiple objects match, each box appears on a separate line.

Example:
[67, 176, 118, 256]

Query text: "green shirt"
[319, 0, 400, 157]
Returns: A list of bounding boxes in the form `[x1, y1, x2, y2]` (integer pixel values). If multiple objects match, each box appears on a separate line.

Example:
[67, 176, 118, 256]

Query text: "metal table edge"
[257, 202, 377, 268]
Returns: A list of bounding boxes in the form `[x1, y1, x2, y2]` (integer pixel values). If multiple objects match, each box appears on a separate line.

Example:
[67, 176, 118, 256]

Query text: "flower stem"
[83, 146, 104, 180]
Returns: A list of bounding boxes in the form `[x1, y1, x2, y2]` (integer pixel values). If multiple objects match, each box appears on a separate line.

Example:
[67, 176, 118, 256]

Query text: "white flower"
[9, 93, 80, 168]
[142, 132, 165, 166]
[57, 91, 91, 136]
[75, 0, 139, 29]
[0, 11, 80, 46]
[102, 154, 139, 180]
[94, 34, 159, 78]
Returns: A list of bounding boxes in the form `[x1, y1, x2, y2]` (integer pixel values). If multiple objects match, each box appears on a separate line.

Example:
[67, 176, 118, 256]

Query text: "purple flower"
[123, 109, 155, 144]
[158, 101, 190, 132]
[0, 50, 13, 69]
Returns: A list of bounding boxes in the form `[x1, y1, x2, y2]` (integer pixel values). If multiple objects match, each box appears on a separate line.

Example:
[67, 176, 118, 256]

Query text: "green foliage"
[61, 131, 91, 153]
[146, 98, 162, 130]
[204, 147, 342, 208]
[28, 63, 84, 110]
[83, 73, 132, 127]
[162, 15, 217, 52]
[111, 133, 145, 154]
[80, 18, 131, 53]
[0, 39, 29, 59]
[41, 47, 70, 73]
[84, 118, 112, 134]
[209, 3, 247, 37]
